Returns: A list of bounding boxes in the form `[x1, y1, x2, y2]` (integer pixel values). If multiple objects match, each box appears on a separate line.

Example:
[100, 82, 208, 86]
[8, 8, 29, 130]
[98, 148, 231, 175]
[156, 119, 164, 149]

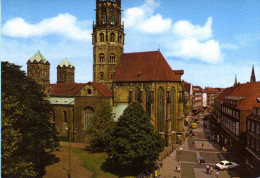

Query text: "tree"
[104, 103, 164, 172]
[86, 101, 113, 150]
[1, 62, 59, 177]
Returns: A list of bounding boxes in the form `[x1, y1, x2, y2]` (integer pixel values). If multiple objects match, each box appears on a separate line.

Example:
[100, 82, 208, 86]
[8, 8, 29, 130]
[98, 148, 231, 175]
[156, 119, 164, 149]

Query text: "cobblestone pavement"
[157, 117, 254, 178]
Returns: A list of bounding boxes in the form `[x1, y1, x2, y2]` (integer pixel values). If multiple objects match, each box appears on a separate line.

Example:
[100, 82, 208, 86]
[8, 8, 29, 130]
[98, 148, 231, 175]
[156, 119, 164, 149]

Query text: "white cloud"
[140, 14, 172, 33]
[166, 17, 224, 63]
[2, 13, 92, 41]
[123, 0, 171, 33]
[173, 17, 212, 41]
[220, 43, 239, 50]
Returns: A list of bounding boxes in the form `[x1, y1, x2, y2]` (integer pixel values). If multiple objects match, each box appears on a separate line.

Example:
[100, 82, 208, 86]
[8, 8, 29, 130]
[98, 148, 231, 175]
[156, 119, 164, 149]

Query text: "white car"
[216, 160, 239, 170]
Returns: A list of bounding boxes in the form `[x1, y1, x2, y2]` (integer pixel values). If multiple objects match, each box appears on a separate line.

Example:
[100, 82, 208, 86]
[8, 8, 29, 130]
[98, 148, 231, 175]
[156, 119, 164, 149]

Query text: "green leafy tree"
[104, 103, 164, 172]
[86, 101, 113, 150]
[1, 62, 59, 177]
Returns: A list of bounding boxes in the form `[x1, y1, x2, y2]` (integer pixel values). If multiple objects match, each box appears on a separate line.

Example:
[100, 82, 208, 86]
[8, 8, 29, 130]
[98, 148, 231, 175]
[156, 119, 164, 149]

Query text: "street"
[157, 115, 254, 178]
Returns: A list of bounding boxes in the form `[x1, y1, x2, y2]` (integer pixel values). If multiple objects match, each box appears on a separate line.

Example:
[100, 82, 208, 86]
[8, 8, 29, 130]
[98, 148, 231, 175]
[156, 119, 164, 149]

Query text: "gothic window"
[109, 53, 116, 63]
[84, 107, 94, 128]
[63, 111, 67, 123]
[146, 87, 151, 117]
[135, 87, 141, 102]
[99, 53, 105, 62]
[110, 32, 115, 42]
[99, 33, 104, 42]
[103, 15, 107, 24]
[157, 87, 164, 132]
[111, 16, 115, 25]
[100, 72, 104, 80]
[170, 87, 176, 131]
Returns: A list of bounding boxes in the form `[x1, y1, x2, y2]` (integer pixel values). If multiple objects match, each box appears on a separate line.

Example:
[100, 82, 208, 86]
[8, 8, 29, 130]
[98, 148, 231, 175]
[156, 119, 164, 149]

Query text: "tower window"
[100, 72, 104, 80]
[109, 53, 116, 63]
[99, 33, 104, 42]
[110, 32, 115, 42]
[99, 53, 105, 62]
[111, 16, 115, 25]
[103, 16, 107, 24]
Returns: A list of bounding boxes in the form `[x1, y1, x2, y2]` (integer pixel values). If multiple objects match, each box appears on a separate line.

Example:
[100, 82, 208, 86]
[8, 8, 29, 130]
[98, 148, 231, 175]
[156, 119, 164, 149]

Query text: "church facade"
[26, 0, 185, 145]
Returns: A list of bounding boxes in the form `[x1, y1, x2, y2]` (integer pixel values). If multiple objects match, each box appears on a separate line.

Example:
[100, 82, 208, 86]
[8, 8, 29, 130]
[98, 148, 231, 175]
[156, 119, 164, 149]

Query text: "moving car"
[215, 160, 239, 170]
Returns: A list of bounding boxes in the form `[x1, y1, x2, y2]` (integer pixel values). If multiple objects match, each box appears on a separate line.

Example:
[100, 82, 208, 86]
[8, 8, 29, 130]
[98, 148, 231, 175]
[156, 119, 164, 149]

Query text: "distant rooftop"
[28, 50, 49, 64]
[58, 59, 74, 68]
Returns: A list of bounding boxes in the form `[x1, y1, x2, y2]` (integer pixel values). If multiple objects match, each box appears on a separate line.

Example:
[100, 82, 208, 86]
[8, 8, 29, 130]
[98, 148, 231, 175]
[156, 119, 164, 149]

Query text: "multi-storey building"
[246, 103, 260, 176]
[192, 86, 203, 113]
[204, 87, 223, 106]
[214, 80, 260, 154]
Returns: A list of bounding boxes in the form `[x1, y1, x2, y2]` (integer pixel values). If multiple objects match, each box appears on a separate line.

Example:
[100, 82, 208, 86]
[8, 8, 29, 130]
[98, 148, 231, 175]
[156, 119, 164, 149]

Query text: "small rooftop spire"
[234, 74, 237, 86]
[250, 65, 256, 83]
[158, 44, 160, 51]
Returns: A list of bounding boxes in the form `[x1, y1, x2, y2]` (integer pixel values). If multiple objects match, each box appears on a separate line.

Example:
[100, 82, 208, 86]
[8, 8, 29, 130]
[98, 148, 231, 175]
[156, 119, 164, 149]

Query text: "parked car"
[215, 160, 239, 170]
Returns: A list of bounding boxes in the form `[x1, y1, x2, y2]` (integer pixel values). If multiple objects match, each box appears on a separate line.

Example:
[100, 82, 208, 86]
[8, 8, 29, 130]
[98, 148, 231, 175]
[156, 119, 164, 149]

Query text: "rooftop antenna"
[158, 44, 160, 51]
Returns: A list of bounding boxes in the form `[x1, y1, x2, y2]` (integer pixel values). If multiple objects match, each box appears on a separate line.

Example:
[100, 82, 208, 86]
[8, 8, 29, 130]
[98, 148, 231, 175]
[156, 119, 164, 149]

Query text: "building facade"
[214, 81, 260, 154]
[246, 103, 260, 176]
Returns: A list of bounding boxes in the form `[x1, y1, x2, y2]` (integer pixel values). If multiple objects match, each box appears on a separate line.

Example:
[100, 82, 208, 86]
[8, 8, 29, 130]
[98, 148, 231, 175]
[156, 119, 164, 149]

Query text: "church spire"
[250, 65, 256, 83]
[234, 74, 237, 86]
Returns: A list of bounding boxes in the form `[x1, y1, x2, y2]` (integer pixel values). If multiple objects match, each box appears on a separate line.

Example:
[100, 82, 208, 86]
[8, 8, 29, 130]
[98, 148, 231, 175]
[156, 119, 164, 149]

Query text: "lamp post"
[65, 127, 71, 178]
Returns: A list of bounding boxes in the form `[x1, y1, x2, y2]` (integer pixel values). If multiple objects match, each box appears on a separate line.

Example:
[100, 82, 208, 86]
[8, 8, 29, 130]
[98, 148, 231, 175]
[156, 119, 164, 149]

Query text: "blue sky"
[2, 0, 260, 88]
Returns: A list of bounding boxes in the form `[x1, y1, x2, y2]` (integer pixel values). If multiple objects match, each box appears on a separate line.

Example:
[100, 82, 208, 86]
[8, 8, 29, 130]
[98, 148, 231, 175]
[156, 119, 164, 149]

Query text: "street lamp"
[65, 127, 71, 178]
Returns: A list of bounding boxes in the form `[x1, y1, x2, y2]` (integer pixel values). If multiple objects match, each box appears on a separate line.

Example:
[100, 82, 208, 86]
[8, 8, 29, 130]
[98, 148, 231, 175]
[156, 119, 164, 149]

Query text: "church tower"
[27, 50, 50, 93]
[57, 59, 75, 83]
[92, 0, 124, 89]
[250, 65, 256, 83]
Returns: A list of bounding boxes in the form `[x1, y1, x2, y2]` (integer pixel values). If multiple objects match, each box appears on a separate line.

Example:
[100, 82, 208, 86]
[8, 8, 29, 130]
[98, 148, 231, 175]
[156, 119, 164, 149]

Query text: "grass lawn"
[70, 147, 136, 178]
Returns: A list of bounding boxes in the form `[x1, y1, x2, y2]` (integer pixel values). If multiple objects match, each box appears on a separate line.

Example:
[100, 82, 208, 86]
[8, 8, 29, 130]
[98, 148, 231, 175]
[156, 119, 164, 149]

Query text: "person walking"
[215, 170, 219, 178]
[202, 143, 204, 149]
[210, 166, 213, 175]
[177, 163, 181, 173]
[206, 164, 210, 174]
[199, 156, 203, 164]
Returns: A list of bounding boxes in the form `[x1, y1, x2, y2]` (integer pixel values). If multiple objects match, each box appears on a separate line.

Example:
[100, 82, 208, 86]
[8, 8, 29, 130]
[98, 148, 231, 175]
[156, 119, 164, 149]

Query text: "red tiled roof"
[50, 83, 86, 96]
[216, 82, 260, 111]
[173, 70, 184, 75]
[113, 51, 180, 82]
[193, 86, 203, 92]
[215, 86, 236, 102]
[230, 82, 260, 110]
[88, 82, 113, 97]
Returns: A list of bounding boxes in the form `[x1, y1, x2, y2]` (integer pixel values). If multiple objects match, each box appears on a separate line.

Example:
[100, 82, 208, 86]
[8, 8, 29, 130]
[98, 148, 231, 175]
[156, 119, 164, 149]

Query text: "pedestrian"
[206, 164, 210, 174]
[215, 170, 219, 178]
[210, 166, 213, 175]
[199, 156, 203, 164]
[190, 133, 192, 139]
[158, 175, 161, 178]
[192, 141, 195, 147]
[177, 164, 181, 173]
[202, 143, 204, 149]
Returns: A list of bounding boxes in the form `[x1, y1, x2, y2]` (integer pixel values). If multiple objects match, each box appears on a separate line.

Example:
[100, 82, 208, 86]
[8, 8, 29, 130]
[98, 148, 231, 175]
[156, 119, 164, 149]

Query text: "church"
[26, 0, 185, 146]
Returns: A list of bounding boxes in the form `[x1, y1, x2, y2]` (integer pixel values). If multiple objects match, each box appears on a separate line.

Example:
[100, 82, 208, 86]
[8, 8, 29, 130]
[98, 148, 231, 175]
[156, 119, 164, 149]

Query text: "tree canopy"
[86, 101, 113, 150]
[1, 62, 59, 177]
[104, 102, 164, 172]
